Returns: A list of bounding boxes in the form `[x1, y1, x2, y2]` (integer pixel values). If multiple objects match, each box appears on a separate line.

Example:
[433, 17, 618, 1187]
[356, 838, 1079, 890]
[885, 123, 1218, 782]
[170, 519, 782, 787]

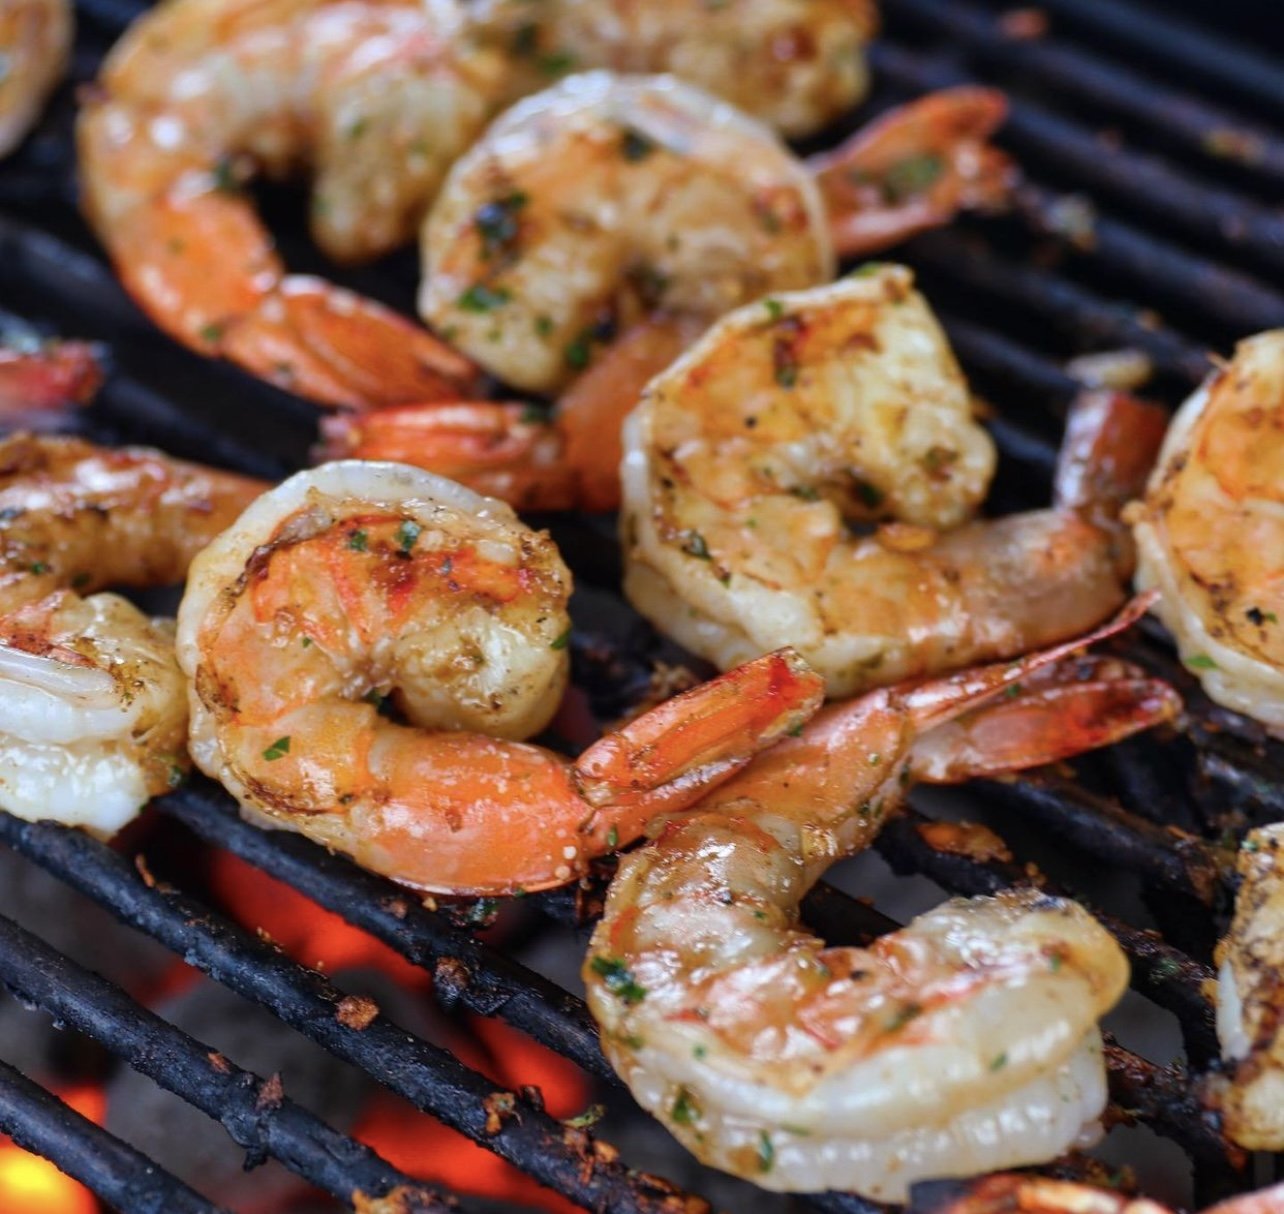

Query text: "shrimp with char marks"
[585, 598, 1179, 1199]
[329, 76, 1014, 510]
[0, 0, 71, 158]
[469, 0, 878, 139]
[0, 433, 264, 834]
[78, 0, 891, 409]
[620, 266, 1167, 695]
[1212, 823, 1284, 1150]
[1131, 329, 1284, 736]
[175, 460, 824, 894]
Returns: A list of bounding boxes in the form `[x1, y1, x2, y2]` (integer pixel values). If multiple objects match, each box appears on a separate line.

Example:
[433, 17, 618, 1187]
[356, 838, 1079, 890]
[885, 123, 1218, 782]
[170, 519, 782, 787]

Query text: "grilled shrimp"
[352, 76, 1009, 510]
[0, 433, 263, 834]
[0, 333, 103, 421]
[1212, 824, 1284, 1149]
[469, 0, 878, 139]
[1132, 330, 1284, 736]
[78, 0, 496, 408]
[0, 0, 71, 157]
[621, 266, 1166, 696]
[585, 600, 1178, 1199]
[79, 0, 990, 416]
[175, 461, 824, 894]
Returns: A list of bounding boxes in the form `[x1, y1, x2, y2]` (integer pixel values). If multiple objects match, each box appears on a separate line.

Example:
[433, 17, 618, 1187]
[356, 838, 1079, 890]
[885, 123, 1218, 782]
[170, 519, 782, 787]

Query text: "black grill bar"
[0, 812, 712, 1214]
[869, 44, 1284, 279]
[1026, 0, 1284, 125]
[0, 911, 457, 1213]
[0, 1058, 228, 1214]
[161, 785, 616, 1086]
[870, 46, 1284, 338]
[904, 230, 1212, 387]
[883, 0, 1284, 187]
[157, 780, 1230, 1171]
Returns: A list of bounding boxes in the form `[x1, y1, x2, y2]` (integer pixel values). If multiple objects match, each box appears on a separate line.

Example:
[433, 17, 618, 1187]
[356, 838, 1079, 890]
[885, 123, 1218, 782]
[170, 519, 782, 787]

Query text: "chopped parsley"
[211, 156, 241, 195]
[772, 337, 799, 388]
[564, 330, 594, 370]
[671, 1088, 700, 1126]
[881, 153, 944, 202]
[606, 825, 619, 849]
[347, 529, 369, 553]
[849, 261, 891, 278]
[989, 1051, 1008, 1071]
[682, 531, 712, 560]
[537, 49, 576, 76]
[395, 520, 422, 555]
[550, 627, 572, 650]
[1184, 653, 1218, 670]
[590, 955, 647, 1005]
[28, 561, 49, 575]
[262, 736, 291, 762]
[562, 1103, 605, 1129]
[764, 297, 785, 320]
[883, 1002, 923, 1033]
[757, 1131, 775, 1173]
[458, 284, 511, 313]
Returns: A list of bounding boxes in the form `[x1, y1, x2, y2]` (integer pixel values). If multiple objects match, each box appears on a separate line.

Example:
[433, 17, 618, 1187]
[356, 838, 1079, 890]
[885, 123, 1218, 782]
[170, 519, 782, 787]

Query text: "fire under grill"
[1, 0, 1283, 1209]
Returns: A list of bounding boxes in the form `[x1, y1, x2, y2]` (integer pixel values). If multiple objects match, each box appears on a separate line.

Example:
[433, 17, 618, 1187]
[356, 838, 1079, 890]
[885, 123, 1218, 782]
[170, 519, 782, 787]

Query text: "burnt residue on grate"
[0, 0, 1282, 1211]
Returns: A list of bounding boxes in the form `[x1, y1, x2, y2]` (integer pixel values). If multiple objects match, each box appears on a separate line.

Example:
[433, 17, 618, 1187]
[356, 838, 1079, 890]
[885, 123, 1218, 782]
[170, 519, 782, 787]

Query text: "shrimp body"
[621, 267, 1134, 696]
[586, 603, 1175, 1198]
[1212, 824, 1284, 1149]
[79, 0, 496, 407]
[469, 0, 878, 139]
[0, 0, 71, 157]
[1132, 330, 1284, 735]
[0, 434, 263, 833]
[421, 72, 833, 396]
[175, 461, 824, 894]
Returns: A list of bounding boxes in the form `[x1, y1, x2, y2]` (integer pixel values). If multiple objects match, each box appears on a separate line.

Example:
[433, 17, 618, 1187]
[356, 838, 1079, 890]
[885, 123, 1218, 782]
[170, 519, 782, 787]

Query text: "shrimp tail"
[575, 648, 824, 812]
[220, 276, 483, 409]
[809, 87, 1017, 257]
[1055, 389, 1170, 578]
[898, 591, 1162, 731]
[323, 318, 701, 513]
[908, 652, 1179, 782]
[0, 340, 105, 420]
[317, 401, 578, 511]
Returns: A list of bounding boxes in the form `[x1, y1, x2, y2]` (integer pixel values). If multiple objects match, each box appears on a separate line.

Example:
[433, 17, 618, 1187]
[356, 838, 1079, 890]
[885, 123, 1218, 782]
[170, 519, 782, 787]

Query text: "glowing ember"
[208, 851, 591, 1208]
[0, 1086, 104, 1214]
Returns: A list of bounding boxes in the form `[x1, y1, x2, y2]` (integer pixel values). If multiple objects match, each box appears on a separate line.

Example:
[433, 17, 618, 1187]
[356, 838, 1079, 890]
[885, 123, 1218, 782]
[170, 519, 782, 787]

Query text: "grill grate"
[1, 0, 1283, 1210]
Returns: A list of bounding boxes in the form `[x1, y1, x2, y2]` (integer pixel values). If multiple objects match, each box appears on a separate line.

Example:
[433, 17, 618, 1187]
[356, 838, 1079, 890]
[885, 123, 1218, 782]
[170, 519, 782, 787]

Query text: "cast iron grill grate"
[0, 0, 1281, 1209]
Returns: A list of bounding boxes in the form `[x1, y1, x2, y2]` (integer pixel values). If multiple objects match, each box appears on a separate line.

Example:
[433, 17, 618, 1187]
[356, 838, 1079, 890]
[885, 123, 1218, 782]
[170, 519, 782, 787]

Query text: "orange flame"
[0, 1086, 104, 1214]
[209, 852, 590, 1210]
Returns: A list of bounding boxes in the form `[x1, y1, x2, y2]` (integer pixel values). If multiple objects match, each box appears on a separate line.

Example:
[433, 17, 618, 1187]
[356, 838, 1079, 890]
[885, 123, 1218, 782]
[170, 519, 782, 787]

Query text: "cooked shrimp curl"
[0, 434, 264, 834]
[0, 0, 71, 158]
[175, 461, 824, 894]
[586, 599, 1179, 1199]
[386, 76, 1013, 511]
[78, 0, 496, 408]
[1132, 329, 1284, 736]
[621, 266, 1165, 696]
